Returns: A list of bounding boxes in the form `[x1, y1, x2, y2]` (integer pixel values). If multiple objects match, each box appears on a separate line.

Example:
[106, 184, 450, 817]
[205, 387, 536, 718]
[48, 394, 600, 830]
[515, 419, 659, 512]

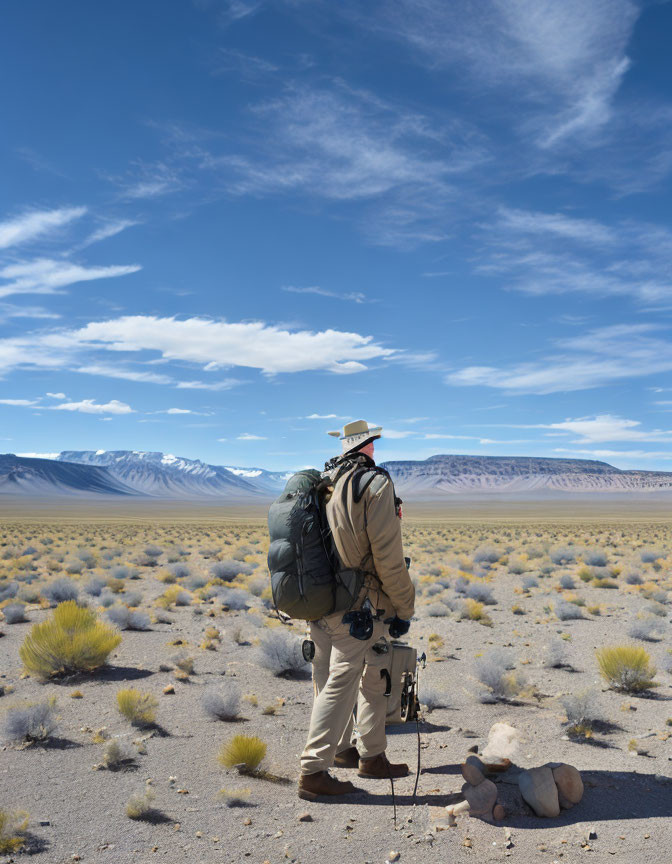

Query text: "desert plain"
[0, 500, 671, 864]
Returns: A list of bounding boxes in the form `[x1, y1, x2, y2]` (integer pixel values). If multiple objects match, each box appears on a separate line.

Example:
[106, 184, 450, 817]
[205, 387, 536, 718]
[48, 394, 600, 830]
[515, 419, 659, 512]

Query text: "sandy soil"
[1, 509, 671, 864]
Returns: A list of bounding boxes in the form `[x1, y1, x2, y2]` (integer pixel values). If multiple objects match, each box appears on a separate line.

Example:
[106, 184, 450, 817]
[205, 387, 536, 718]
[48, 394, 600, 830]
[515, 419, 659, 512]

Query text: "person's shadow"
[354, 765, 672, 826]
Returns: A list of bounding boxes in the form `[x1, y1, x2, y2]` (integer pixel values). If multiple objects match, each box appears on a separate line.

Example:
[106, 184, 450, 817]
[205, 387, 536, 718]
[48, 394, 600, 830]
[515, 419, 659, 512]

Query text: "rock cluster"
[446, 754, 505, 824]
[518, 763, 583, 817]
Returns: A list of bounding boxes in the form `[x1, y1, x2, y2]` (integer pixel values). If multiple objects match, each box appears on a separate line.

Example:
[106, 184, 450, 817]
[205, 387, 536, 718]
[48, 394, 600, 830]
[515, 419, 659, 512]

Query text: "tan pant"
[301, 611, 390, 775]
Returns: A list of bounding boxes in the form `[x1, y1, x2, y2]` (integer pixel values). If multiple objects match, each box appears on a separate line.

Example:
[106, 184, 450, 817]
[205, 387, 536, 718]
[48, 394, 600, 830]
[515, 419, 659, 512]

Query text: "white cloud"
[381, 429, 414, 439]
[496, 207, 616, 247]
[544, 415, 672, 444]
[113, 161, 181, 200]
[16, 452, 59, 459]
[0, 258, 142, 298]
[0, 206, 86, 249]
[0, 398, 39, 406]
[81, 219, 138, 247]
[46, 392, 65, 399]
[448, 324, 672, 394]
[305, 413, 348, 420]
[283, 285, 368, 304]
[67, 315, 395, 374]
[237, 432, 266, 440]
[75, 364, 174, 385]
[49, 399, 134, 415]
[491, 414, 672, 443]
[175, 379, 241, 390]
[364, 0, 639, 147]
[208, 83, 487, 245]
[165, 408, 194, 414]
[554, 447, 672, 462]
[480, 209, 672, 306]
[0, 303, 61, 320]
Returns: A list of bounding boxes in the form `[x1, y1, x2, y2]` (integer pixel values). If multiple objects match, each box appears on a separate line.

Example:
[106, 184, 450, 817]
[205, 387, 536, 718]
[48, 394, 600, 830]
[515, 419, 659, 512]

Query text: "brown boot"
[334, 746, 360, 769]
[298, 771, 358, 801]
[358, 753, 409, 779]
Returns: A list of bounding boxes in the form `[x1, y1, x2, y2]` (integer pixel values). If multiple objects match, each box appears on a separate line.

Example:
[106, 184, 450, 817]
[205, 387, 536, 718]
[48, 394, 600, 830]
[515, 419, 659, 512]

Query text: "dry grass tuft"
[117, 689, 158, 727]
[218, 734, 267, 771]
[596, 644, 657, 693]
[0, 810, 29, 854]
[19, 601, 121, 679]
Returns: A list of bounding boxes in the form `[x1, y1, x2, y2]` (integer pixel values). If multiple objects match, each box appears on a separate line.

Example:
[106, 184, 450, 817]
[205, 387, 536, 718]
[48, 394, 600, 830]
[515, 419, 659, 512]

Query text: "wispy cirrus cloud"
[175, 379, 242, 391]
[355, 0, 639, 149]
[0, 303, 61, 320]
[109, 161, 183, 200]
[74, 364, 175, 385]
[0, 258, 142, 299]
[201, 83, 488, 246]
[282, 285, 369, 304]
[481, 414, 672, 444]
[0, 206, 86, 249]
[80, 219, 139, 248]
[448, 324, 672, 395]
[554, 447, 672, 463]
[479, 207, 672, 307]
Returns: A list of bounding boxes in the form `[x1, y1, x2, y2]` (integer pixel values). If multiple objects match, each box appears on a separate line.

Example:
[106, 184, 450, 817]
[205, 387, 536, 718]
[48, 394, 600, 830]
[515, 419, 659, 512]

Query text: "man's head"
[327, 420, 382, 456]
[358, 439, 375, 459]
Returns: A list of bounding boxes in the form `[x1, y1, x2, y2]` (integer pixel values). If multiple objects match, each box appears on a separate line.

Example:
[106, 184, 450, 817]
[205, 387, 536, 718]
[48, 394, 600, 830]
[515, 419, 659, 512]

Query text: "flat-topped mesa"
[381, 454, 672, 494]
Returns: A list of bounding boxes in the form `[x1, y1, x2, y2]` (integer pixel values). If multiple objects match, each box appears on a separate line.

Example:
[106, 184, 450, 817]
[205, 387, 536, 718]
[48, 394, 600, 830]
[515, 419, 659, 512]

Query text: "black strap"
[380, 668, 391, 696]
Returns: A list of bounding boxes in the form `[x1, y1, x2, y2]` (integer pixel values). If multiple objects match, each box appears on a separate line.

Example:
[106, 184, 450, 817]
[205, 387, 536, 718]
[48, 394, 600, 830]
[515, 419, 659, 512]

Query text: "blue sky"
[1, 0, 672, 471]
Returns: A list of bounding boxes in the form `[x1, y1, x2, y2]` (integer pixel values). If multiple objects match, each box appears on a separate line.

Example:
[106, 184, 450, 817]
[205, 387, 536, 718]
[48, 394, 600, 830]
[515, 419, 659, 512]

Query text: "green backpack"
[267, 469, 364, 621]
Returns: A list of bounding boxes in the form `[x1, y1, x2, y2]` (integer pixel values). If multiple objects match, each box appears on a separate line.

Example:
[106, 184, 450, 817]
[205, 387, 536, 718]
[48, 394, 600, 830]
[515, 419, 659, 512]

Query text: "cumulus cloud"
[49, 399, 134, 415]
[67, 315, 395, 374]
[0, 315, 395, 383]
[0, 206, 86, 249]
[0, 398, 39, 406]
[237, 432, 266, 440]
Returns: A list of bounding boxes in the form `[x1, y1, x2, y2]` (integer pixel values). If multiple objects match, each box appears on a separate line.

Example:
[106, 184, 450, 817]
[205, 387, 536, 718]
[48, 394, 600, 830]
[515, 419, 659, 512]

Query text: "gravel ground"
[1, 513, 671, 864]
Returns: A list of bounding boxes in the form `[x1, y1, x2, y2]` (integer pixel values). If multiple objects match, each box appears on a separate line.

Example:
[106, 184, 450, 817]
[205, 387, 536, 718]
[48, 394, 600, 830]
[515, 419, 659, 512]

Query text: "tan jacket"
[323, 454, 415, 621]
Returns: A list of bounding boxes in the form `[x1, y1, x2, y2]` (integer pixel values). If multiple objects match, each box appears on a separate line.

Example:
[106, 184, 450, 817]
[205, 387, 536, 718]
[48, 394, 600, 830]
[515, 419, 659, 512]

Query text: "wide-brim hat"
[327, 419, 382, 454]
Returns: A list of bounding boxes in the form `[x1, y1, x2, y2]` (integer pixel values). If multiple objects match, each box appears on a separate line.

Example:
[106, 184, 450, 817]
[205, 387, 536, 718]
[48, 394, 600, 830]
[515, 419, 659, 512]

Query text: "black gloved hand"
[388, 616, 411, 639]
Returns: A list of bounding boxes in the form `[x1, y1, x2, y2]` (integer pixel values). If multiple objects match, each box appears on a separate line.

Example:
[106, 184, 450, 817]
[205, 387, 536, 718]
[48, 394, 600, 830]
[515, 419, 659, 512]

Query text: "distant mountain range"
[1, 450, 671, 499]
[0, 451, 290, 499]
[382, 454, 672, 494]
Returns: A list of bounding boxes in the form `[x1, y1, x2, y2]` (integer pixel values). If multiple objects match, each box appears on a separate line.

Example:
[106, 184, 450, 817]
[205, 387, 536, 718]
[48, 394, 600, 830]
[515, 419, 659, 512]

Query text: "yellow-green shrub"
[117, 689, 158, 726]
[19, 601, 121, 679]
[596, 644, 657, 693]
[218, 734, 266, 771]
[0, 810, 29, 854]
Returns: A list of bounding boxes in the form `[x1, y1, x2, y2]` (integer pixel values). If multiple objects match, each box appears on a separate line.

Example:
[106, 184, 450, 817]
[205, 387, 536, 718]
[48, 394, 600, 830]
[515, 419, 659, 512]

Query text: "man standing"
[298, 420, 415, 801]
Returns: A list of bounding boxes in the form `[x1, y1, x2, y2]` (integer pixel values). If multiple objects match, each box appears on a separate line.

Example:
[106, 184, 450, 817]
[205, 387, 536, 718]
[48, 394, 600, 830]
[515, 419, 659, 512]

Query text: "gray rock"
[518, 766, 560, 818]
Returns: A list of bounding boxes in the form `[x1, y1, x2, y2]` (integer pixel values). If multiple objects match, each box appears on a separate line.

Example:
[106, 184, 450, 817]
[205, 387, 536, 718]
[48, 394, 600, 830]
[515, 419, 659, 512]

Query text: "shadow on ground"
[355, 767, 672, 828]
